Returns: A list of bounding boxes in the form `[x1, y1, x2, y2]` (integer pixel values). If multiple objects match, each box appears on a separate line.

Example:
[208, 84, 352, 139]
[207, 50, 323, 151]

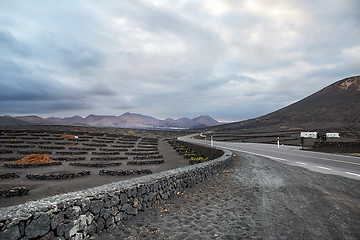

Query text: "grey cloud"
[0, 62, 60, 101]
[57, 47, 104, 72]
[0, 30, 32, 58]
[0, 99, 91, 115]
[0, 0, 359, 121]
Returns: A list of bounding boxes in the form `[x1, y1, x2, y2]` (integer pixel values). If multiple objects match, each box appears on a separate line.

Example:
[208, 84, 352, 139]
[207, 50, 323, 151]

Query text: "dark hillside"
[211, 76, 360, 134]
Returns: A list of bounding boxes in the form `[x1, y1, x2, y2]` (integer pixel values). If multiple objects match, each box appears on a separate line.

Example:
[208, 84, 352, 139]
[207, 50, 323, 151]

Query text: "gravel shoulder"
[98, 153, 360, 240]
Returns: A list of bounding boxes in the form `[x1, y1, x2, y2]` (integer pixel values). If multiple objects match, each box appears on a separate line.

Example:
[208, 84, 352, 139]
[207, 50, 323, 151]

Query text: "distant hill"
[211, 76, 360, 133]
[0, 112, 220, 129]
[0, 116, 30, 125]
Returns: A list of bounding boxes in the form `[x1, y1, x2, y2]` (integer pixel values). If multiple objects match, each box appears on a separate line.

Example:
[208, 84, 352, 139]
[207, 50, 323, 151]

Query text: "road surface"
[99, 136, 360, 239]
[179, 135, 360, 180]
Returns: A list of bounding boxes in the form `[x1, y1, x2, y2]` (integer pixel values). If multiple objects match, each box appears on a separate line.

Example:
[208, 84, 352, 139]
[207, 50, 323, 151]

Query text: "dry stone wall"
[0, 148, 232, 240]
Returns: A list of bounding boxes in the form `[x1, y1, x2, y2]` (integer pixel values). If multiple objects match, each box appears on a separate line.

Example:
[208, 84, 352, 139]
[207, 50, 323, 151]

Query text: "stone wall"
[312, 141, 360, 153]
[0, 187, 29, 199]
[177, 140, 224, 160]
[3, 162, 62, 169]
[0, 148, 232, 240]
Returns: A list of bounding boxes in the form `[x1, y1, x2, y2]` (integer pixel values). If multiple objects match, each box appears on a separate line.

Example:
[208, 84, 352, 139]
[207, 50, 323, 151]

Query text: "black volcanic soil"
[98, 153, 360, 240]
[0, 126, 189, 207]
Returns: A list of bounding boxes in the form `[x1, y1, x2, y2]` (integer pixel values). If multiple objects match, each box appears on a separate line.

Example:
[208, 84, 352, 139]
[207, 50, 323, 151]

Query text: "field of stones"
[0, 127, 191, 207]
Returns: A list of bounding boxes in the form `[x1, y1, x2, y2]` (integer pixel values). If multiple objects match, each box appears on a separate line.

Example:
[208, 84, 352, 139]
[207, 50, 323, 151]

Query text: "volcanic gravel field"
[98, 153, 360, 240]
[1, 126, 359, 239]
[0, 126, 188, 207]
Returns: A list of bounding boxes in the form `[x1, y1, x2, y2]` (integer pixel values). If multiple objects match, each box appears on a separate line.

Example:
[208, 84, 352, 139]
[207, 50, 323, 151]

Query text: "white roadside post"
[277, 137, 280, 148]
[211, 136, 214, 147]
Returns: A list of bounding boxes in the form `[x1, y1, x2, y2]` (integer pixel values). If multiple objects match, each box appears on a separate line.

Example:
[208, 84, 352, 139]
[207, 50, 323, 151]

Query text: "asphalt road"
[179, 135, 360, 180]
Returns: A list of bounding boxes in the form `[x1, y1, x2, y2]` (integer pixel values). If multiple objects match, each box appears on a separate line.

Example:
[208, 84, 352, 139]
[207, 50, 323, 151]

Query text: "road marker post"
[277, 137, 280, 148]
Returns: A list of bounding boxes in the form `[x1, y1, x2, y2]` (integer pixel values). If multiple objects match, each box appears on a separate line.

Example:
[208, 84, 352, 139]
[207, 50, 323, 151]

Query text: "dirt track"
[98, 153, 360, 239]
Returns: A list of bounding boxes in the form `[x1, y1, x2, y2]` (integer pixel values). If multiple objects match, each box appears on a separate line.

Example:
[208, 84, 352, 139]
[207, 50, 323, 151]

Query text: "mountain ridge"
[0, 113, 220, 129]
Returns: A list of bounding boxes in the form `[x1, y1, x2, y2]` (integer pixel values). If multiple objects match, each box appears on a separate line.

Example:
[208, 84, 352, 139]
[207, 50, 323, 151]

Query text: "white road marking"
[182, 137, 360, 179]
[345, 172, 360, 177]
[316, 166, 332, 171]
[217, 143, 360, 167]
[218, 146, 289, 162]
[239, 142, 360, 160]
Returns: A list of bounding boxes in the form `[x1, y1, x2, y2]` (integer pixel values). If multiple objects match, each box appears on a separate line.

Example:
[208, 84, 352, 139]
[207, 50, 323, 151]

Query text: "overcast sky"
[1, 0, 359, 121]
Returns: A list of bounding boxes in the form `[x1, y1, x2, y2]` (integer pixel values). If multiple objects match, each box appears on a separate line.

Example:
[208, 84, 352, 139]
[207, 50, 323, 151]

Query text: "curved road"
[179, 135, 360, 180]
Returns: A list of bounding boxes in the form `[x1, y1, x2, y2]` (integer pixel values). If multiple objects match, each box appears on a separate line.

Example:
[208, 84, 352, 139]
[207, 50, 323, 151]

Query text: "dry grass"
[14, 154, 55, 164]
[60, 135, 77, 139]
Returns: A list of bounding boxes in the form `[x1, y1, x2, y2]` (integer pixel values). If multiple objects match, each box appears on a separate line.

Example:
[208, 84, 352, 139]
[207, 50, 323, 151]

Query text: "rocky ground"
[0, 126, 189, 207]
[98, 153, 360, 240]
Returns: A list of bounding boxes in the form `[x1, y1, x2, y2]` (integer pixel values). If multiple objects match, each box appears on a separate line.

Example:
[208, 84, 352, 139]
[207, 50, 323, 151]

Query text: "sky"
[1, 0, 359, 122]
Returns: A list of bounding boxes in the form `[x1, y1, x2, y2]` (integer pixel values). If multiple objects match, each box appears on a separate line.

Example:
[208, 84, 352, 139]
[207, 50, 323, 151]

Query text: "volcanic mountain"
[211, 76, 360, 133]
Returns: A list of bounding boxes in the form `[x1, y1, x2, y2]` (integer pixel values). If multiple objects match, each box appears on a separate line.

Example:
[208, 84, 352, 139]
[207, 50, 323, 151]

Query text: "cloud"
[0, 0, 359, 120]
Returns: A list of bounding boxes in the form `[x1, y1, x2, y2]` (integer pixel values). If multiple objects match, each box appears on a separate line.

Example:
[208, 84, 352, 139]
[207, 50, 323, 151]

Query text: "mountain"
[62, 116, 84, 124]
[0, 113, 220, 129]
[0, 116, 31, 125]
[191, 115, 220, 128]
[119, 112, 160, 128]
[211, 76, 360, 133]
[156, 115, 219, 129]
[80, 115, 120, 127]
[15, 115, 63, 125]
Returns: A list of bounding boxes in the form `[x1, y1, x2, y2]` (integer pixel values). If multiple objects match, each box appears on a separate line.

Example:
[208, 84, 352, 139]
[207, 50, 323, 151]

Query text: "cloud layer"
[1, 0, 359, 121]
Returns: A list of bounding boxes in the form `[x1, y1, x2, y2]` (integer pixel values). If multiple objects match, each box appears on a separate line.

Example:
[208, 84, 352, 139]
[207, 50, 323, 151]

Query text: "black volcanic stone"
[0, 225, 21, 240]
[99, 169, 152, 176]
[127, 160, 164, 165]
[90, 200, 104, 215]
[26, 171, 90, 180]
[3, 161, 62, 168]
[25, 214, 50, 239]
[69, 162, 122, 168]
[0, 172, 20, 179]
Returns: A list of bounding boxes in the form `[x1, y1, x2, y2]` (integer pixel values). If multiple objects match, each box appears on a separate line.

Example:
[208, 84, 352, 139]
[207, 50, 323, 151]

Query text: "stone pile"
[17, 150, 52, 155]
[83, 143, 107, 147]
[0, 149, 13, 154]
[0, 187, 29, 198]
[99, 148, 128, 152]
[92, 140, 114, 143]
[0, 157, 18, 162]
[26, 171, 90, 180]
[55, 151, 88, 155]
[5, 145, 35, 148]
[68, 147, 96, 151]
[91, 151, 124, 155]
[99, 169, 153, 176]
[132, 148, 158, 152]
[91, 157, 128, 161]
[111, 144, 134, 148]
[53, 157, 86, 161]
[0, 172, 20, 179]
[3, 162, 62, 168]
[127, 160, 164, 165]
[133, 155, 163, 160]
[39, 146, 65, 150]
[69, 162, 122, 168]
[125, 151, 159, 156]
